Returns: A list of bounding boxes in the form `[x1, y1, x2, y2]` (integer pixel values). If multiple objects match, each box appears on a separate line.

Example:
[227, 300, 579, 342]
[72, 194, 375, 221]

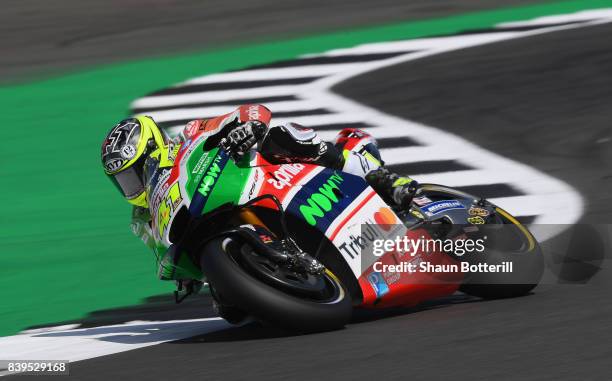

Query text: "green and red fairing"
[148, 132, 461, 306]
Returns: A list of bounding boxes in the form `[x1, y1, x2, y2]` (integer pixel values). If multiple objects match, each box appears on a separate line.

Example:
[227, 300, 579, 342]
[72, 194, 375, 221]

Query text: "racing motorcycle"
[149, 132, 544, 332]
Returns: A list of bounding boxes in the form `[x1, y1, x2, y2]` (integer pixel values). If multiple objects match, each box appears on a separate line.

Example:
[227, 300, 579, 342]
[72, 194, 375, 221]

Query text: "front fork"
[172, 207, 291, 304]
[174, 206, 325, 303]
[237, 207, 325, 274]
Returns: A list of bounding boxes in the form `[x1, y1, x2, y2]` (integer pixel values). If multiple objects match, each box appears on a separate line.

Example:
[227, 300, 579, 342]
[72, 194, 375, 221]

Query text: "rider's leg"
[258, 123, 344, 167]
[334, 128, 418, 208]
[341, 149, 418, 208]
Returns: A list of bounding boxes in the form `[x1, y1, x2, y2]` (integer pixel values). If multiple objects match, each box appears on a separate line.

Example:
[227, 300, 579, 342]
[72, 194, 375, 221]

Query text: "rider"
[101, 104, 418, 253]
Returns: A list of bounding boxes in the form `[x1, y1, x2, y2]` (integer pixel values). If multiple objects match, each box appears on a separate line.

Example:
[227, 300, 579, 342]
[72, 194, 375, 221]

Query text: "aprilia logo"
[267, 163, 305, 189]
[247, 105, 260, 120]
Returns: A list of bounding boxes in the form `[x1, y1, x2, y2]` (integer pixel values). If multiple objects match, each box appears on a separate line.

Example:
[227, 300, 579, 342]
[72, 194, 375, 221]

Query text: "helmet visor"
[109, 163, 145, 200]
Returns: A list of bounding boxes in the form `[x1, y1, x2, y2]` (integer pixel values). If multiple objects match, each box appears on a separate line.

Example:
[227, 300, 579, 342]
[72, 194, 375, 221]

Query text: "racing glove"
[220, 121, 267, 161]
[130, 206, 155, 250]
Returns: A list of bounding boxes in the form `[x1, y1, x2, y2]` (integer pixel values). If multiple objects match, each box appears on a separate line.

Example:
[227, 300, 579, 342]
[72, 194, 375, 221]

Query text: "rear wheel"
[200, 237, 352, 332]
[459, 207, 544, 299]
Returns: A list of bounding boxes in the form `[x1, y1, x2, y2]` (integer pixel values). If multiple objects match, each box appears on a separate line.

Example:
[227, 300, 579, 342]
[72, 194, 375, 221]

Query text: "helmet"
[101, 115, 171, 207]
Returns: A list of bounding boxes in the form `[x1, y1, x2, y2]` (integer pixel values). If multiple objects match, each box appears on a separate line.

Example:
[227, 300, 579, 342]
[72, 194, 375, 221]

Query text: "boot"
[365, 167, 419, 209]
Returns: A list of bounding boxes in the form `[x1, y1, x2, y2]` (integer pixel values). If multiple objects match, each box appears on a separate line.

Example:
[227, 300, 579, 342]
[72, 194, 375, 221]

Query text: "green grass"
[1, 0, 611, 336]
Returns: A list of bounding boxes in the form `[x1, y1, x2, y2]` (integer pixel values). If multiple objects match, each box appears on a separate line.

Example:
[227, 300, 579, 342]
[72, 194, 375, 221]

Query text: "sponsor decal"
[272, 154, 318, 163]
[184, 120, 203, 139]
[469, 206, 490, 217]
[198, 155, 224, 197]
[267, 163, 305, 189]
[192, 151, 212, 179]
[412, 196, 432, 206]
[299, 173, 344, 226]
[420, 200, 465, 217]
[104, 158, 124, 172]
[120, 144, 136, 159]
[169, 142, 180, 162]
[259, 234, 273, 244]
[157, 182, 182, 237]
[373, 207, 397, 231]
[338, 207, 399, 259]
[317, 142, 328, 156]
[367, 272, 389, 299]
[357, 152, 371, 173]
[179, 139, 192, 154]
[467, 216, 485, 225]
[247, 105, 260, 120]
[189, 151, 230, 215]
[410, 209, 424, 219]
[339, 220, 382, 260]
[248, 168, 261, 199]
[149, 169, 172, 212]
[288, 168, 369, 234]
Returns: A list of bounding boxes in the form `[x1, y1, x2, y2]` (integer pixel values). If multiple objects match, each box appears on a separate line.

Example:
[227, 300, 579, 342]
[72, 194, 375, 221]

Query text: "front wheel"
[459, 207, 544, 299]
[200, 237, 352, 332]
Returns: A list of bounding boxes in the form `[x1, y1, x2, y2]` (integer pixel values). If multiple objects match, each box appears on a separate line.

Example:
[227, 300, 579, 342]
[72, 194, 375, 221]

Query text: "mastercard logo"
[374, 207, 397, 231]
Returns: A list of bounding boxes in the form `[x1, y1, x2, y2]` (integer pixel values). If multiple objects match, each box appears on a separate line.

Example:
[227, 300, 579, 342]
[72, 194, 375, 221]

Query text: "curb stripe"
[455, 183, 523, 199]
[149, 76, 322, 96]
[239, 52, 414, 70]
[387, 160, 472, 175]
[133, 95, 298, 113]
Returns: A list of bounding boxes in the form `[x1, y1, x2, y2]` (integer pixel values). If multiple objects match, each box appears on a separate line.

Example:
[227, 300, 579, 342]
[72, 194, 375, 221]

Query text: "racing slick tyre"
[200, 237, 352, 332]
[459, 207, 544, 299]
[210, 286, 249, 325]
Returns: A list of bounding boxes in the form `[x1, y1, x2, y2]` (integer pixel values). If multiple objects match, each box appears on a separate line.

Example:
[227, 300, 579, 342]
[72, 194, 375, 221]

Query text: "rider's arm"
[130, 206, 155, 250]
[131, 207, 189, 281]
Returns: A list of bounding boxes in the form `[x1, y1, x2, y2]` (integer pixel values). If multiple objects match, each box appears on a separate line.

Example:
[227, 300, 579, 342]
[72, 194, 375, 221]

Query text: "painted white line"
[132, 85, 304, 109]
[270, 112, 372, 127]
[489, 193, 579, 221]
[183, 63, 368, 84]
[313, 32, 519, 56]
[0, 318, 230, 364]
[380, 146, 466, 163]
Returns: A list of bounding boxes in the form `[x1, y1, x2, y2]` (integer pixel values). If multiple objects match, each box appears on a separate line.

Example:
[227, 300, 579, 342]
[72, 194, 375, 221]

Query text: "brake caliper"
[239, 225, 325, 275]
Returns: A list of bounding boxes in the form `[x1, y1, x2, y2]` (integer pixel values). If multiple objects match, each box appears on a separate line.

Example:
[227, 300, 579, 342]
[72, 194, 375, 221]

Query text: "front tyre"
[200, 237, 352, 332]
[459, 207, 544, 299]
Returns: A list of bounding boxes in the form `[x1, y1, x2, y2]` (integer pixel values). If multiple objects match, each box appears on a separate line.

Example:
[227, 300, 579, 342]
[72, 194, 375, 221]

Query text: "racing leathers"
[131, 104, 418, 278]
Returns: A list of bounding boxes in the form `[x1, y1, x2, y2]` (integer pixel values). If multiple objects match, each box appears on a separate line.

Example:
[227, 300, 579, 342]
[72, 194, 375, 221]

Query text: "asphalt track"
[58, 23, 612, 381]
[0, 0, 543, 84]
[336, 22, 612, 224]
[5, 2, 612, 381]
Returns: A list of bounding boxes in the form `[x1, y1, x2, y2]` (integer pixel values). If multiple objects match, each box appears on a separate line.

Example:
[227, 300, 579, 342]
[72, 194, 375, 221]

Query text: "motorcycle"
[148, 131, 544, 332]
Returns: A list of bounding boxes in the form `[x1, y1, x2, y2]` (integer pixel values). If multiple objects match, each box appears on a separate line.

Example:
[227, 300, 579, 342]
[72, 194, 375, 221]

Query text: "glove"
[220, 121, 267, 160]
[130, 206, 155, 250]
